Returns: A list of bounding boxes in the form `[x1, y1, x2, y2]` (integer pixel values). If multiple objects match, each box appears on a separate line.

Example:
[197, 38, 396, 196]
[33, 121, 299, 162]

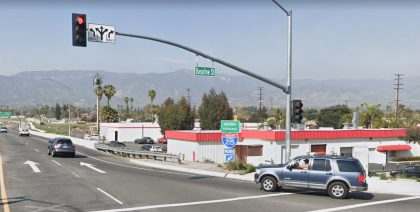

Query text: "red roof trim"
[377, 145, 411, 152]
[165, 129, 407, 142]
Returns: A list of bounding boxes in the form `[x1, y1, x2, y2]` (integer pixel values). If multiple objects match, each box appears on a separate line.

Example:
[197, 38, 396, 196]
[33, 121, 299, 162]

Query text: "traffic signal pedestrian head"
[72, 13, 87, 47]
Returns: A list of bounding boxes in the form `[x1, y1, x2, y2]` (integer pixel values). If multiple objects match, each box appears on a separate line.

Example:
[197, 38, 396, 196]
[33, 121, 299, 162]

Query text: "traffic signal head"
[72, 13, 87, 47]
[292, 100, 303, 123]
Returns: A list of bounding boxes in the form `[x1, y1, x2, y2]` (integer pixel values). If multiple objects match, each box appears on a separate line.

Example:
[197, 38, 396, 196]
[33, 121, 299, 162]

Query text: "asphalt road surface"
[0, 127, 419, 212]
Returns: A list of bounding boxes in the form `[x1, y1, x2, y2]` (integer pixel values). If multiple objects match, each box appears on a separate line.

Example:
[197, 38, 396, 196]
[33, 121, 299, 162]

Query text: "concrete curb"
[129, 159, 255, 182]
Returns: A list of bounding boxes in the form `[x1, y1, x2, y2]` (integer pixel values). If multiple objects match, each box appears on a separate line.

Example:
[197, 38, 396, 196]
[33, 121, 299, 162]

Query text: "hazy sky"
[1, 0, 420, 80]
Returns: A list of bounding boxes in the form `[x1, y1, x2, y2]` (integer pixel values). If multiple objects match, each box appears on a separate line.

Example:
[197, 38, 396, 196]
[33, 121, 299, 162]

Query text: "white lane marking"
[30, 135, 196, 177]
[24, 160, 41, 173]
[90, 192, 293, 212]
[96, 188, 123, 205]
[71, 172, 80, 178]
[52, 160, 62, 166]
[34, 149, 39, 152]
[25, 143, 29, 145]
[308, 196, 420, 212]
[77, 152, 196, 177]
[80, 162, 107, 174]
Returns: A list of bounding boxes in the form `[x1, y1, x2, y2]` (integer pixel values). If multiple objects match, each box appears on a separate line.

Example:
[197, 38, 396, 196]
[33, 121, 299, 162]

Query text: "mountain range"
[0, 70, 419, 109]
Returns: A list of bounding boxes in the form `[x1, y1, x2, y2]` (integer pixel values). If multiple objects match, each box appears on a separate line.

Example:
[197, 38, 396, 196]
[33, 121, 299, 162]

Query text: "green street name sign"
[195, 66, 215, 77]
[221, 120, 240, 133]
[0, 112, 12, 117]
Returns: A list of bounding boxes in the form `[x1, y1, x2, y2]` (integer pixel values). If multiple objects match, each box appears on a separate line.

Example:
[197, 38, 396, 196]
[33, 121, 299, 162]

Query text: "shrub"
[245, 164, 256, 173]
[379, 173, 388, 180]
[204, 159, 214, 163]
[416, 178, 420, 182]
[395, 156, 420, 161]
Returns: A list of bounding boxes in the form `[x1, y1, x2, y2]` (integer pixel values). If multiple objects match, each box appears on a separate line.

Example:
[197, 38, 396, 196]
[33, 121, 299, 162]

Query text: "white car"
[19, 129, 30, 136]
[149, 146, 163, 152]
[0, 126, 7, 133]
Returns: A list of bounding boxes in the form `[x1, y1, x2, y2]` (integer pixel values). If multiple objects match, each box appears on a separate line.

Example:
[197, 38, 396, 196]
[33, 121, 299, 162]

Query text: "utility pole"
[186, 88, 191, 106]
[258, 87, 264, 124]
[394, 74, 404, 127]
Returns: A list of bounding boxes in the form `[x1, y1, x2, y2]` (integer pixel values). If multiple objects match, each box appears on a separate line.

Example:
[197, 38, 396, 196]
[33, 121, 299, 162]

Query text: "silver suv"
[254, 155, 368, 199]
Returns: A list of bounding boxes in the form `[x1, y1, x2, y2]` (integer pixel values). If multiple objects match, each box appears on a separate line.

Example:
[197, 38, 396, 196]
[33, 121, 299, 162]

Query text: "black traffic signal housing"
[292, 100, 303, 123]
[72, 13, 87, 47]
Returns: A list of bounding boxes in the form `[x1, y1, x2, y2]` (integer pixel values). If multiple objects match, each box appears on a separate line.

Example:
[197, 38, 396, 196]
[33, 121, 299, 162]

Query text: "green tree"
[400, 127, 420, 144]
[124, 97, 129, 113]
[305, 108, 319, 121]
[317, 105, 352, 129]
[148, 90, 156, 105]
[198, 89, 233, 130]
[103, 84, 117, 106]
[157, 97, 194, 134]
[359, 103, 384, 129]
[130, 97, 134, 111]
[267, 108, 285, 129]
[100, 106, 119, 123]
[55, 103, 62, 120]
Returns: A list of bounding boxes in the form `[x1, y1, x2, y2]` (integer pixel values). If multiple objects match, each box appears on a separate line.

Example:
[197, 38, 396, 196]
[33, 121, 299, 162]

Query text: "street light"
[272, 0, 293, 161]
[40, 78, 72, 137]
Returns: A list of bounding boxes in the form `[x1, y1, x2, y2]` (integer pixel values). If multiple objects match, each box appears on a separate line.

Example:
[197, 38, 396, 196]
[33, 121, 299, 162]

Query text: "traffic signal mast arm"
[115, 32, 288, 93]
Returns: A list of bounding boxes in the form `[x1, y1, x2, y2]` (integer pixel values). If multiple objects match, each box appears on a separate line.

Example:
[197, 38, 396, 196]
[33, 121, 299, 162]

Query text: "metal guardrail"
[94, 143, 181, 163]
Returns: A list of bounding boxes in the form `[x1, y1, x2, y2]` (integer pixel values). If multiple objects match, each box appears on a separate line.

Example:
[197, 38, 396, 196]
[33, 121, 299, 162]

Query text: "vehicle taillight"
[357, 174, 365, 183]
[54, 144, 60, 148]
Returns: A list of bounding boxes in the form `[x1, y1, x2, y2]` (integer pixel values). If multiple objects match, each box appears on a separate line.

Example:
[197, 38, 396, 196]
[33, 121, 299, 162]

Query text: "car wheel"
[71, 153, 76, 158]
[52, 149, 56, 157]
[328, 182, 348, 199]
[261, 176, 278, 192]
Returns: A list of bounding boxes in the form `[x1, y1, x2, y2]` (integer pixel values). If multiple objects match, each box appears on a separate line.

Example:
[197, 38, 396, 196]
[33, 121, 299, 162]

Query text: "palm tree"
[124, 97, 129, 113]
[95, 86, 104, 101]
[103, 84, 117, 106]
[93, 73, 104, 136]
[148, 90, 156, 105]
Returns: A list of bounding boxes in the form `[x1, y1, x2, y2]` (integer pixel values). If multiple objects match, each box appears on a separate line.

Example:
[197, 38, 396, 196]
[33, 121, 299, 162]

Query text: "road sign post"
[221, 120, 240, 162]
[0, 112, 12, 118]
[194, 66, 215, 77]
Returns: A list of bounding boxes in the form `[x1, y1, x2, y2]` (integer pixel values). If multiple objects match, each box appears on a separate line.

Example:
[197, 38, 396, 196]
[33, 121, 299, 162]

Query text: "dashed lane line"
[96, 188, 123, 205]
[71, 172, 80, 178]
[52, 160, 62, 166]
[34, 149, 39, 152]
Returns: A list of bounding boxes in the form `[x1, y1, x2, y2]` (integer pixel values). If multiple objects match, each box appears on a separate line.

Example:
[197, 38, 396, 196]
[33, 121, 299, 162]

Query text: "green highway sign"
[221, 120, 240, 133]
[0, 112, 12, 118]
[195, 66, 215, 77]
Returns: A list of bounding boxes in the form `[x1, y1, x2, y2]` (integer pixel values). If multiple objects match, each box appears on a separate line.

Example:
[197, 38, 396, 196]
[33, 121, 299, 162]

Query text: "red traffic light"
[77, 16, 85, 25]
[294, 102, 303, 108]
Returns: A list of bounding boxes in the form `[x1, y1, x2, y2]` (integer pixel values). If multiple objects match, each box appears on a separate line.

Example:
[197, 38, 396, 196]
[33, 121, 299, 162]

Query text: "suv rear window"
[57, 139, 73, 144]
[337, 160, 362, 172]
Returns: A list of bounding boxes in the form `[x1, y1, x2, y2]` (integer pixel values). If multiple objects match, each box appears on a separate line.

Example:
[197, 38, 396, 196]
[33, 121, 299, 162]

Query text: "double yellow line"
[0, 154, 10, 212]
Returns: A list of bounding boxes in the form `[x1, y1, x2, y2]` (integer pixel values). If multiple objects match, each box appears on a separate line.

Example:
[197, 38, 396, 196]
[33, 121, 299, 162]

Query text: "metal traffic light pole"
[272, 0, 293, 161]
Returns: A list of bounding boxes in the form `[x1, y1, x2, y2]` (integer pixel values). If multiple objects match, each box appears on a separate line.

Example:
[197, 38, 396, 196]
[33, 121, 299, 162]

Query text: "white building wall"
[197, 142, 225, 164]
[167, 139, 198, 161]
[100, 122, 163, 142]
